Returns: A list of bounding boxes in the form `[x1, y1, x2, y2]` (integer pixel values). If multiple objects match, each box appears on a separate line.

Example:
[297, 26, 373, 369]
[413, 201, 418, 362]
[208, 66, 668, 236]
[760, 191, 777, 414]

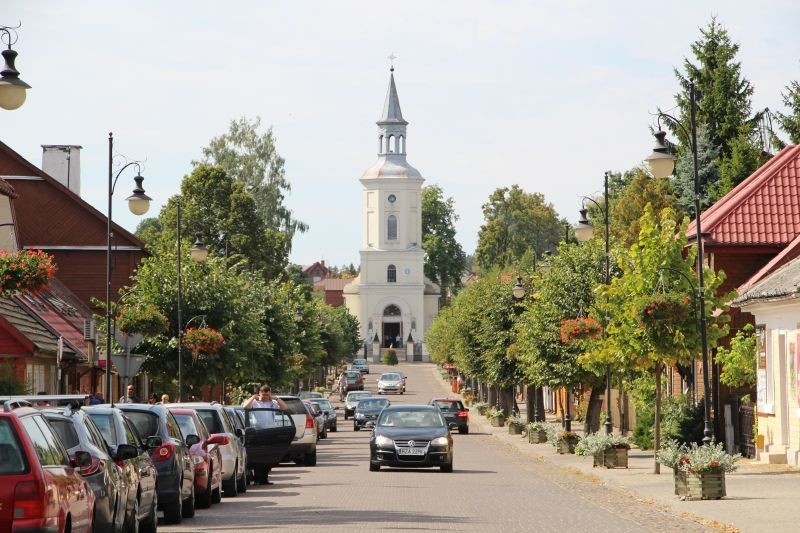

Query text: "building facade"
[343, 69, 440, 362]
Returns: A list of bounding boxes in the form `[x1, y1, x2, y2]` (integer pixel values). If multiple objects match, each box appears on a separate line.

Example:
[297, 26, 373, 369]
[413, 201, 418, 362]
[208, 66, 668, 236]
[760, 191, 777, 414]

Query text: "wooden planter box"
[673, 468, 688, 496]
[528, 429, 547, 444]
[685, 471, 726, 500]
[508, 423, 523, 435]
[557, 440, 577, 454]
[490, 416, 506, 427]
[593, 447, 629, 468]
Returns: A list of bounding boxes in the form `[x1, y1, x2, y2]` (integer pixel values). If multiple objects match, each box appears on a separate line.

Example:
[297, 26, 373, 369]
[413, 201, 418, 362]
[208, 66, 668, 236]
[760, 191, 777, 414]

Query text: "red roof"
[688, 144, 800, 246]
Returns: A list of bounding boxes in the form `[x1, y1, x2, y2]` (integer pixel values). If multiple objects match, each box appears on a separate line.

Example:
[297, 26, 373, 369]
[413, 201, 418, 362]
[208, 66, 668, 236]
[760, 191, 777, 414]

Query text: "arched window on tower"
[388, 135, 396, 153]
[387, 215, 398, 241]
[378, 135, 384, 153]
[399, 135, 405, 153]
[387, 264, 397, 283]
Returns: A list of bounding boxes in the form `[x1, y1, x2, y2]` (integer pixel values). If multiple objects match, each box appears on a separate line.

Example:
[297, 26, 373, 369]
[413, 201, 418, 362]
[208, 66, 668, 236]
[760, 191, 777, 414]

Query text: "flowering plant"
[559, 317, 602, 344]
[638, 292, 691, 325]
[657, 440, 740, 473]
[0, 249, 57, 294]
[575, 432, 631, 456]
[487, 406, 505, 419]
[183, 327, 224, 360]
[116, 303, 168, 336]
[549, 428, 580, 449]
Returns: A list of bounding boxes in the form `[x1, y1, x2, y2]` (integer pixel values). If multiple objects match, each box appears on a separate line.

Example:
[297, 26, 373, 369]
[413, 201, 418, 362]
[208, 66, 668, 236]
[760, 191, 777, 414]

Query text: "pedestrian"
[242, 385, 288, 485]
[161, 394, 170, 404]
[148, 393, 158, 404]
[90, 391, 104, 405]
[119, 384, 140, 403]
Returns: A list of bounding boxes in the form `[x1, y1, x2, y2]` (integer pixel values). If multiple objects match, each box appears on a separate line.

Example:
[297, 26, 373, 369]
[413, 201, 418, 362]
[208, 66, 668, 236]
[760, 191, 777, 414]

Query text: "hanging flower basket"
[116, 303, 169, 336]
[560, 317, 602, 344]
[183, 327, 224, 361]
[637, 292, 691, 325]
[0, 249, 57, 294]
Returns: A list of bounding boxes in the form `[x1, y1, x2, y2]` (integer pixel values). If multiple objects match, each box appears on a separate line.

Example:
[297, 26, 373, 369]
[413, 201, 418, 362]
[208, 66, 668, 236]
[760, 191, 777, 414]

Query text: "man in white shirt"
[242, 385, 288, 485]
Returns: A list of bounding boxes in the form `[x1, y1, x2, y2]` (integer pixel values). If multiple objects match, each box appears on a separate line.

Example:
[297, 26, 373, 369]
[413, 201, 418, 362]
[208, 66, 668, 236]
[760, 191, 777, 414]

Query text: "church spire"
[378, 67, 407, 125]
[377, 66, 408, 156]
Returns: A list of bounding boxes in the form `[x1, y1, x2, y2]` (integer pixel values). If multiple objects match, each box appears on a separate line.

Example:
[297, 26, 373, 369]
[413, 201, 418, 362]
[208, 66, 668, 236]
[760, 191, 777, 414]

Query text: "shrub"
[575, 432, 631, 456]
[382, 349, 398, 365]
[0, 362, 26, 395]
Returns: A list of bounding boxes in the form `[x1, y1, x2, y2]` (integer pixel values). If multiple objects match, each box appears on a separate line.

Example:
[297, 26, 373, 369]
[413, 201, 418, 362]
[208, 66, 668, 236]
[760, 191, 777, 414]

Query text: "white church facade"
[343, 68, 440, 362]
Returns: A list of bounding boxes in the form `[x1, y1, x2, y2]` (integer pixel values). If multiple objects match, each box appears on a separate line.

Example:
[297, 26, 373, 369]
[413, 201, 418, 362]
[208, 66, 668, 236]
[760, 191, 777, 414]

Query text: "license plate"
[397, 447, 425, 456]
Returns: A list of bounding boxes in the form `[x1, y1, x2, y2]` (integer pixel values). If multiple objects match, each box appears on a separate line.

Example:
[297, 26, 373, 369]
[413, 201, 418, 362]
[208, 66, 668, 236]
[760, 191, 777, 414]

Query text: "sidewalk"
[432, 369, 800, 533]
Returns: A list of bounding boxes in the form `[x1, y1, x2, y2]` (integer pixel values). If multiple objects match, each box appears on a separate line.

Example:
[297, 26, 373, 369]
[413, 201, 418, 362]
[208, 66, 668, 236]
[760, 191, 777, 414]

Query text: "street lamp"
[176, 201, 208, 402]
[0, 23, 31, 110]
[106, 133, 152, 404]
[574, 171, 613, 434]
[645, 79, 713, 444]
[512, 275, 541, 424]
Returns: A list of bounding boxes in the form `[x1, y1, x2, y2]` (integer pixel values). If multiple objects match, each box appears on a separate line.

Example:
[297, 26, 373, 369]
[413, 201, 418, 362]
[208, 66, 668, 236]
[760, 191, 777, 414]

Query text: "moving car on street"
[369, 405, 453, 472]
[377, 372, 405, 395]
[343, 390, 373, 420]
[338, 370, 364, 398]
[353, 397, 390, 431]
[350, 358, 370, 374]
[428, 398, 470, 434]
[307, 398, 337, 432]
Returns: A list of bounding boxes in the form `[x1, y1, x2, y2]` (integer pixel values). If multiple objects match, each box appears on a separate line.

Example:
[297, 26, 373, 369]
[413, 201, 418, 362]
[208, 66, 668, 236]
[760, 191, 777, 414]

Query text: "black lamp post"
[512, 275, 540, 423]
[645, 79, 713, 444]
[106, 133, 152, 404]
[0, 23, 31, 110]
[574, 171, 613, 434]
[176, 201, 208, 402]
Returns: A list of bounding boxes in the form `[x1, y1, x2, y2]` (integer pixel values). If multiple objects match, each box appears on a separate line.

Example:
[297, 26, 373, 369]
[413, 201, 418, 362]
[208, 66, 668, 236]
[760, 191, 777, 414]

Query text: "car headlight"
[355, 413, 365, 419]
[375, 435, 393, 446]
[431, 437, 449, 446]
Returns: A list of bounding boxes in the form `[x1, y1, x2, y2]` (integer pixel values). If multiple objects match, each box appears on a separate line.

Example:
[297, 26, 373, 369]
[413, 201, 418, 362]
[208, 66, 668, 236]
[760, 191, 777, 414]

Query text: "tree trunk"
[557, 391, 565, 428]
[488, 385, 498, 408]
[526, 385, 536, 423]
[654, 363, 662, 475]
[584, 385, 603, 434]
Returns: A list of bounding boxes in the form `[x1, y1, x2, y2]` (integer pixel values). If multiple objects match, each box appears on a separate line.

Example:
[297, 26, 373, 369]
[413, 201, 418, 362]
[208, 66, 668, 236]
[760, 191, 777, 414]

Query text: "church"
[343, 68, 440, 362]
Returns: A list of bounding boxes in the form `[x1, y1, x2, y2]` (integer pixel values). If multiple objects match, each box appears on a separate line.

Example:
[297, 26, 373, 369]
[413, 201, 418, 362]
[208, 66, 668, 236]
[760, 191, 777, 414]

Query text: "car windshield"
[347, 392, 370, 402]
[353, 359, 367, 365]
[195, 410, 223, 434]
[380, 373, 401, 381]
[357, 399, 388, 410]
[378, 410, 444, 428]
[311, 399, 332, 410]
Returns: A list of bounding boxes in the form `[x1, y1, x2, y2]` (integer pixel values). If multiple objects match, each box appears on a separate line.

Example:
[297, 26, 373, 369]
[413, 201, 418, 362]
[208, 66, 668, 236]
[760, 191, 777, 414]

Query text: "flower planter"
[490, 415, 506, 427]
[557, 440, 576, 454]
[673, 468, 688, 496]
[685, 471, 726, 500]
[595, 447, 628, 468]
[508, 422, 523, 435]
[528, 429, 547, 444]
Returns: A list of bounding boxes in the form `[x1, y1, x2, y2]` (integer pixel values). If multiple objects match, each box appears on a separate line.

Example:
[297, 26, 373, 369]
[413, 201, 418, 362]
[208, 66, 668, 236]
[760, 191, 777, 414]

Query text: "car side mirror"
[73, 450, 92, 468]
[235, 428, 244, 438]
[185, 434, 201, 446]
[208, 434, 230, 446]
[116, 443, 139, 461]
[145, 436, 163, 449]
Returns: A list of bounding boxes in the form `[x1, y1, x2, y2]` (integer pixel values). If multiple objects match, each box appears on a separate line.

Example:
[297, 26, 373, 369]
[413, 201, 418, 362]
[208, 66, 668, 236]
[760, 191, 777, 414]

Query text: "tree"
[715, 324, 757, 389]
[776, 79, 800, 144]
[474, 186, 566, 272]
[194, 116, 307, 255]
[421, 185, 467, 300]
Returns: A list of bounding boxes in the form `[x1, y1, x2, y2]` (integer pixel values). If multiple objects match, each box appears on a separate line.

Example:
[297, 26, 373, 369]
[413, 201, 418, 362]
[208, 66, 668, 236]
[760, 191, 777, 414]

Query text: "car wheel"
[344, 413, 348, 420]
[197, 472, 212, 509]
[331, 423, 337, 432]
[223, 463, 239, 497]
[304, 451, 317, 466]
[321, 425, 327, 439]
[182, 482, 196, 518]
[163, 484, 183, 524]
[237, 467, 248, 494]
[139, 493, 157, 533]
[369, 462, 380, 472]
[440, 462, 453, 473]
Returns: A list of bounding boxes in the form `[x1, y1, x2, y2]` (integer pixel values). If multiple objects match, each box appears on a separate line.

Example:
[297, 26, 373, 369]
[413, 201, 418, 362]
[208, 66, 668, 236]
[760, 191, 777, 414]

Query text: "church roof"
[378, 69, 407, 125]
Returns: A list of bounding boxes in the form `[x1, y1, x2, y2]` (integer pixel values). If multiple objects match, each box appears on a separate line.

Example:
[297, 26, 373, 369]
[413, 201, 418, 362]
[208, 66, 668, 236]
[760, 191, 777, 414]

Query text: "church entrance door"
[382, 305, 403, 348]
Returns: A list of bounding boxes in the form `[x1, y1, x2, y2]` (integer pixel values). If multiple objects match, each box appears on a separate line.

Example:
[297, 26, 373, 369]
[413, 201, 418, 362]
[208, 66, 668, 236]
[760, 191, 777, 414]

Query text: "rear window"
[345, 371, 360, 379]
[47, 418, 80, 449]
[0, 419, 27, 474]
[358, 399, 388, 409]
[125, 411, 160, 439]
[434, 401, 463, 411]
[281, 398, 307, 415]
[196, 410, 223, 434]
[20, 415, 69, 467]
[88, 413, 118, 446]
[311, 399, 332, 410]
[173, 413, 201, 439]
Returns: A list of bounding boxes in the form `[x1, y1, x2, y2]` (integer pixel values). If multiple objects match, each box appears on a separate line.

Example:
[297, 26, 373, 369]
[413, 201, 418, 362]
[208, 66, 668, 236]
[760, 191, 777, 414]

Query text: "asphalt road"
[159, 362, 709, 532]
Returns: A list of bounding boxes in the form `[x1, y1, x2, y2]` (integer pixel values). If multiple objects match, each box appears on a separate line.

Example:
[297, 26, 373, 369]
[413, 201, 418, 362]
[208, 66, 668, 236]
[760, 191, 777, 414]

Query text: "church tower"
[343, 67, 440, 362]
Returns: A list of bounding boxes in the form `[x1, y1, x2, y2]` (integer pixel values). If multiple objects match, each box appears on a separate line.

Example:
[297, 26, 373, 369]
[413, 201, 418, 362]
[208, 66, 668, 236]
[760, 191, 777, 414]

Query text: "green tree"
[475, 186, 566, 272]
[421, 185, 467, 300]
[194, 116, 307, 255]
[715, 324, 757, 388]
[776, 78, 800, 144]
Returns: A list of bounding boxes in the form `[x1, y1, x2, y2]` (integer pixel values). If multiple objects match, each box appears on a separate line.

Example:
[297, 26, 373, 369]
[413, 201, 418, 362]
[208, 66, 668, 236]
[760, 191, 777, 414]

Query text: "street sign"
[110, 354, 146, 380]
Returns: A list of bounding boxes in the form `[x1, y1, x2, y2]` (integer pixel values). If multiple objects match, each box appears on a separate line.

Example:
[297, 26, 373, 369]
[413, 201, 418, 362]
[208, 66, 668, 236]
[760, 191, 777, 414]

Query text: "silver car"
[171, 402, 248, 496]
[377, 372, 405, 394]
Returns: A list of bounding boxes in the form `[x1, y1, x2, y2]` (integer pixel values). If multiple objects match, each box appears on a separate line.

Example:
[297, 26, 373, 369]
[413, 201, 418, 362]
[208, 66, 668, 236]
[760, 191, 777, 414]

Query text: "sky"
[2, 1, 799, 268]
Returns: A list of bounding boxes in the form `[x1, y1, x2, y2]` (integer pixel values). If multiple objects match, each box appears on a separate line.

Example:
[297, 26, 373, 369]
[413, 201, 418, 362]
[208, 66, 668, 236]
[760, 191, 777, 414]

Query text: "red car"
[0, 402, 95, 532]
[169, 407, 229, 509]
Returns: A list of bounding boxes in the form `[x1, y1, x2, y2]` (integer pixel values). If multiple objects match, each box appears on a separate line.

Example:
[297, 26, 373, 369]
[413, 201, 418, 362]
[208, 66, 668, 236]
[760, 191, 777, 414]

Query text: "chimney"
[42, 145, 82, 195]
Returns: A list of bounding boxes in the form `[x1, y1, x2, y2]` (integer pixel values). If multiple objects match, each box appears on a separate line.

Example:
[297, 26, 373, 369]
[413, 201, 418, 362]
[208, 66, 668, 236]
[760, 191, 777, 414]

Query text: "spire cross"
[388, 52, 397, 71]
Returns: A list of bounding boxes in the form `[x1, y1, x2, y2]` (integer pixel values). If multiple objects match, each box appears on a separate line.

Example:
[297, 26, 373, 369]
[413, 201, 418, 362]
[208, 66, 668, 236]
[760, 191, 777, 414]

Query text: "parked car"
[239, 405, 295, 484]
[297, 391, 324, 400]
[338, 370, 364, 398]
[85, 404, 159, 532]
[169, 407, 229, 509]
[377, 372, 405, 395]
[0, 399, 95, 532]
[307, 398, 337, 432]
[171, 402, 248, 496]
[43, 402, 130, 533]
[343, 390, 373, 420]
[303, 399, 326, 439]
[277, 395, 318, 466]
[350, 358, 370, 374]
[369, 404, 453, 472]
[353, 397, 390, 431]
[428, 398, 470, 434]
[117, 403, 196, 524]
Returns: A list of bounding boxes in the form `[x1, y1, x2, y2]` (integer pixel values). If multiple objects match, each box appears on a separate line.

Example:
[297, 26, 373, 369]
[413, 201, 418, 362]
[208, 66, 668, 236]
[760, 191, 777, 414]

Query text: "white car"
[351, 358, 370, 374]
[377, 372, 405, 395]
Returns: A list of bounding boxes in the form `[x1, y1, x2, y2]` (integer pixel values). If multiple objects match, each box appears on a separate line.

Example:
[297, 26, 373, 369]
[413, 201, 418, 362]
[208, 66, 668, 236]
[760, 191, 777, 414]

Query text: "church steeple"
[377, 67, 408, 156]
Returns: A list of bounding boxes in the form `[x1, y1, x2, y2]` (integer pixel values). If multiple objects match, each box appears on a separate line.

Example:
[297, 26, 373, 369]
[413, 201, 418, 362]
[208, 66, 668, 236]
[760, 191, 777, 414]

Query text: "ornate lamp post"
[0, 23, 31, 110]
[176, 201, 208, 402]
[645, 79, 713, 444]
[106, 133, 152, 403]
[574, 171, 613, 434]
